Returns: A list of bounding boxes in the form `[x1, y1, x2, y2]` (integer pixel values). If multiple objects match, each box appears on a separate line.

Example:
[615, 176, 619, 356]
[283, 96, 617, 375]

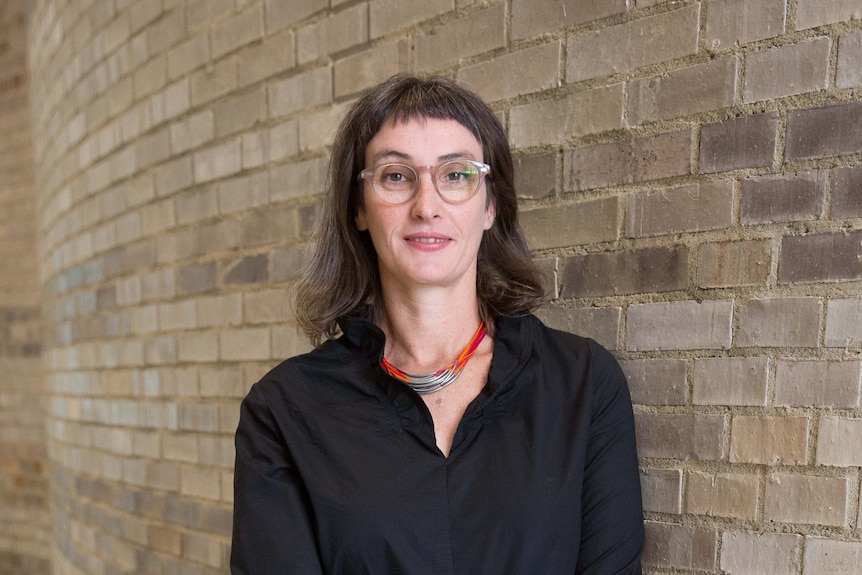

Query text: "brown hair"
[295, 74, 546, 345]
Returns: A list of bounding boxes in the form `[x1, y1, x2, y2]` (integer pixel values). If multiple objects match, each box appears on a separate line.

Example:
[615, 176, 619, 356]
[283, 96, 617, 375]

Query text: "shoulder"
[513, 313, 617, 368]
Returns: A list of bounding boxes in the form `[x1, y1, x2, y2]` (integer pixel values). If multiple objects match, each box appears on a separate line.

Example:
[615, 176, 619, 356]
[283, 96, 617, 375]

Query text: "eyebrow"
[368, 150, 478, 165]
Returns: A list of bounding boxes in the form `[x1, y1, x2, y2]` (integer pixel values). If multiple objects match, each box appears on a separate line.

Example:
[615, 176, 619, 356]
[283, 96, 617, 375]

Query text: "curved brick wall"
[23, 0, 862, 573]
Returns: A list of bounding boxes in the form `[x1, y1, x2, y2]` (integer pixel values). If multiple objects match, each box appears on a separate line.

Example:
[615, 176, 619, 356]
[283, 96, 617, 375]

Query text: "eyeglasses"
[358, 160, 491, 205]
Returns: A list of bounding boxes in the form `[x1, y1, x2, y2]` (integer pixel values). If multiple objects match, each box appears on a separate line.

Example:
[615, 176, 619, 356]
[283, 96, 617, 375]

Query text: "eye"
[378, 165, 415, 186]
[440, 162, 476, 183]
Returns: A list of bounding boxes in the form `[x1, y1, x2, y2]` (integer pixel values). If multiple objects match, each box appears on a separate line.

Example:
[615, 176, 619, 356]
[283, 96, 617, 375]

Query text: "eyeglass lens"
[372, 161, 483, 203]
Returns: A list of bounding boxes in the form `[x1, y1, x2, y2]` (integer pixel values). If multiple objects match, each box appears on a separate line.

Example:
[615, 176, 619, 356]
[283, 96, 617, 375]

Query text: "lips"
[405, 233, 450, 244]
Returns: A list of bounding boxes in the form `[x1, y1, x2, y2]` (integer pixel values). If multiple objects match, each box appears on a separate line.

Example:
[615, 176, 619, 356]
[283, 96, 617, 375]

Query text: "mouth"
[407, 237, 449, 244]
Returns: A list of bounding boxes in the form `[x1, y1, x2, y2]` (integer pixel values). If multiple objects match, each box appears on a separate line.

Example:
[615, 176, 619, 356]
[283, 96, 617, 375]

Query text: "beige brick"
[334, 41, 409, 99]
[838, 31, 862, 88]
[520, 197, 618, 251]
[244, 289, 293, 324]
[175, 186, 218, 226]
[154, 156, 193, 199]
[817, 417, 862, 467]
[804, 538, 862, 575]
[692, 357, 768, 406]
[134, 55, 168, 100]
[199, 366, 245, 399]
[148, 6, 186, 53]
[272, 325, 314, 359]
[687, 472, 759, 520]
[167, 33, 210, 80]
[196, 294, 242, 328]
[626, 181, 733, 238]
[241, 205, 298, 247]
[512, 0, 626, 40]
[774, 360, 860, 408]
[218, 172, 270, 215]
[416, 4, 505, 71]
[298, 102, 350, 152]
[720, 531, 801, 575]
[826, 298, 862, 347]
[158, 300, 196, 331]
[238, 30, 295, 87]
[696, 240, 771, 288]
[265, 0, 327, 34]
[212, 4, 262, 59]
[626, 300, 733, 352]
[619, 358, 687, 406]
[635, 413, 726, 460]
[177, 332, 218, 363]
[797, 0, 861, 29]
[219, 328, 271, 361]
[215, 87, 266, 137]
[269, 156, 327, 202]
[193, 140, 242, 183]
[643, 522, 717, 571]
[730, 415, 809, 464]
[628, 58, 737, 124]
[458, 41, 561, 104]
[150, 78, 190, 126]
[136, 128, 171, 170]
[298, 3, 368, 65]
[190, 57, 237, 107]
[744, 37, 830, 102]
[765, 474, 847, 527]
[369, 0, 451, 38]
[509, 84, 623, 149]
[270, 66, 332, 118]
[533, 307, 620, 350]
[705, 0, 786, 50]
[567, 4, 700, 83]
[162, 433, 198, 463]
[640, 468, 682, 513]
[170, 110, 215, 155]
[737, 297, 822, 348]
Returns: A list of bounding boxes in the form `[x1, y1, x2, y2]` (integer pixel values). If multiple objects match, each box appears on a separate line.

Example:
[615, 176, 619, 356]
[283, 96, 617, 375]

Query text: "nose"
[410, 171, 442, 219]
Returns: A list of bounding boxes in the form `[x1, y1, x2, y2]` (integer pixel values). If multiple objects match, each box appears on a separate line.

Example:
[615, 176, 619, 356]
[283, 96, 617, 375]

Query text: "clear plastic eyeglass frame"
[358, 160, 491, 205]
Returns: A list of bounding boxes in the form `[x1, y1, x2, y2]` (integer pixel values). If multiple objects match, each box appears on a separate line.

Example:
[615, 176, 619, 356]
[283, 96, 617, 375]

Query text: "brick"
[190, 57, 237, 107]
[212, 4, 262, 59]
[170, 110, 215, 155]
[218, 172, 269, 215]
[628, 58, 737, 124]
[416, 4, 505, 71]
[244, 288, 294, 324]
[177, 262, 217, 296]
[512, 0, 625, 40]
[240, 206, 297, 249]
[369, 0, 450, 38]
[270, 66, 332, 118]
[519, 197, 618, 250]
[797, 0, 861, 29]
[509, 84, 623, 148]
[564, 130, 691, 192]
[269, 156, 327, 202]
[167, 33, 210, 80]
[513, 153, 556, 199]
[700, 112, 778, 173]
[697, 240, 771, 288]
[158, 300, 197, 331]
[780, 231, 862, 283]
[197, 294, 242, 328]
[141, 269, 176, 301]
[705, 0, 786, 50]
[640, 468, 682, 513]
[818, 417, 862, 467]
[804, 538, 862, 575]
[270, 244, 308, 284]
[193, 140, 241, 183]
[178, 404, 219, 432]
[720, 531, 801, 575]
[833, 164, 862, 218]
[765, 474, 847, 527]
[626, 300, 733, 351]
[148, 525, 181, 555]
[199, 367, 245, 399]
[150, 78, 190, 126]
[238, 30, 295, 87]
[627, 181, 733, 237]
[265, 0, 327, 34]
[177, 331, 218, 363]
[774, 360, 860, 408]
[181, 467, 221, 501]
[297, 3, 367, 63]
[634, 413, 726, 460]
[272, 325, 314, 359]
[533, 307, 620, 350]
[741, 170, 826, 224]
[334, 41, 409, 99]
[561, 245, 688, 297]
[687, 472, 759, 520]
[567, 4, 700, 83]
[786, 102, 862, 160]
[619, 358, 687, 406]
[220, 328, 270, 361]
[175, 187, 218, 226]
[153, 157, 192, 200]
[188, 0, 234, 31]
[148, 7, 186, 53]
[838, 31, 862, 88]
[730, 415, 808, 464]
[299, 102, 350, 152]
[223, 254, 269, 285]
[826, 298, 862, 347]
[692, 357, 768, 406]
[215, 87, 266, 137]
[643, 522, 717, 571]
[737, 297, 822, 347]
[458, 42, 560, 103]
[162, 433, 198, 463]
[744, 37, 830, 102]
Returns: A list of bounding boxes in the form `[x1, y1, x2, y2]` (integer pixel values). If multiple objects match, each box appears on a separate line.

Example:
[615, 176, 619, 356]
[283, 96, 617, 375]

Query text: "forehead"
[364, 116, 482, 161]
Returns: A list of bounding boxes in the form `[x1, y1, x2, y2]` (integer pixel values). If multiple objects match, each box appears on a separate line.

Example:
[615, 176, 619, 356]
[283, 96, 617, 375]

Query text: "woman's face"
[356, 117, 495, 293]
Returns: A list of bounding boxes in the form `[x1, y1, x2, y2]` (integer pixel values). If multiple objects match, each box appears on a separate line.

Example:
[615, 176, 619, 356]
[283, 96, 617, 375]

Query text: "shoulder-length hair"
[295, 74, 546, 346]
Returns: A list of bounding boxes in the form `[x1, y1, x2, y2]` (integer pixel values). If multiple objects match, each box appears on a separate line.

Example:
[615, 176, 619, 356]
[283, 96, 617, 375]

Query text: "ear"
[483, 193, 496, 231]
[356, 206, 368, 231]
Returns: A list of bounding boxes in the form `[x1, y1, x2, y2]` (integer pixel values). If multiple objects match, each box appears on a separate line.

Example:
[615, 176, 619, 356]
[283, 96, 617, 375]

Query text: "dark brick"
[199, 505, 233, 536]
[620, 358, 687, 406]
[298, 201, 320, 238]
[779, 230, 862, 283]
[165, 494, 200, 529]
[700, 112, 778, 173]
[786, 101, 862, 160]
[241, 205, 298, 247]
[626, 181, 733, 237]
[740, 170, 826, 224]
[564, 130, 691, 192]
[561, 245, 688, 297]
[697, 240, 771, 288]
[514, 152, 556, 199]
[178, 262, 217, 295]
[635, 413, 726, 460]
[95, 286, 117, 310]
[833, 164, 862, 218]
[222, 254, 269, 284]
[272, 244, 306, 282]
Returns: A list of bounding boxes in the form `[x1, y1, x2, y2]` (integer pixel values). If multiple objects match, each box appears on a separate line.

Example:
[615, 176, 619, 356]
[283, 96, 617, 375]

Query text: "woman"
[231, 74, 644, 574]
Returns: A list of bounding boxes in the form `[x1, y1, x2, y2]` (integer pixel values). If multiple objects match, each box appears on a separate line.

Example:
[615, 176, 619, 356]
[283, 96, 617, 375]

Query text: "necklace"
[380, 322, 487, 395]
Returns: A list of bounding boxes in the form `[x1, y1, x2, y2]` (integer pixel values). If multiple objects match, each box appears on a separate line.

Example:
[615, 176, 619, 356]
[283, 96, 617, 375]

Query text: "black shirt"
[231, 314, 644, 574]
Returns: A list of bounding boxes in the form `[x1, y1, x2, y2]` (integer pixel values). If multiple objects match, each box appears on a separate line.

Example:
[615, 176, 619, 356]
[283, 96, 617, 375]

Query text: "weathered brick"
[369, 0, 451, 38]
[298, 3, 368, 64]
[272, 325, 314, 359]
[241, 205, 298, 248]
[626, 300, 733, 351]
[177, 331, 218, 363]
[643, 522, 717, 571]
[817, 417, 862, 467]
[687, 472, 759, 519]
[833, 164, 862, 218]
[786, 102, 862, 160]
[736, 297, 822, 347]
[272, 244, 308, 283]
[730, 415, 809, 464]
[197, 294, 242, 328]
[244, 288, 294, 324]
[826, 298, 862, 347]
[564, 130, 691, 192]
[167, 33, 209, 80]
[175, 187, 218, 225]
[223, 254, 269, 285]
[513, 153, 556, 199]
[158, 300, 197, 331]
[627, 181, 733, 237]
[838, 31, 862, 89]
[219, 328, 271, 361]
[170, 110, 215, 155]
[211, 4, 262, 59]
[458, 41, 561, 103]
[692, 357, 768, 406]
[148, 7, 186, 53]
[804, 538, 862, 575]
[177, 262, 216, 296]
[720, 531, 801, 575]
[218, 172, 269, 215]
[509, 84, 623, 148]
[779, 231, 862, 283]
[416, 3, 504, 71]
[270, 66, 332, 118]
[700, 112, 778, 173]
[635, 413, 726, 460]
[150, 78, 190, 126]
[299, 102, 350, 153]
[533, 307, 620, 350]
[765, 474, 847, 527]
[740, 170, 826, 224]
[619, 358, 687, 406]
[512, 0, 625, 40]
[640, 468, 682, 513]
[745, 37, 830, 102]
[134, 55, 168, 100]
[193, 140, 241, 183]
[774, 360, 860, 408]
[238, 30, 295, 87]
[567, 4, 700, 83]
[190, 57, 237, 107]
[628, 58, 736, 124]
[705, 0, 786, 50]
[181, 467, 222, 501]
[696, 240, 771, 288]
[561, 245, 688, 297]
[265, 0, 326, 33]
[269, 156, 327, 202]
[334, 41, 409, 99]
[215, 87, 266, 137]
[797, 0, 861, 29]
[519, 197, 618, 250]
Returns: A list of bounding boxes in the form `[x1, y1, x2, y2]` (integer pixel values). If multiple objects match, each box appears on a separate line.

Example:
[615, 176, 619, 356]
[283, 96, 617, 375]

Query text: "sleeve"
[231, 381, 325, 575]
[575, 341, 645, 575]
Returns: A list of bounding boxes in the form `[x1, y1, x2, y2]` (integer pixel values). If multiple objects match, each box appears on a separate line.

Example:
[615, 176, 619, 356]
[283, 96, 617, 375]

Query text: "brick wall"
[22, 0, 862, 573]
